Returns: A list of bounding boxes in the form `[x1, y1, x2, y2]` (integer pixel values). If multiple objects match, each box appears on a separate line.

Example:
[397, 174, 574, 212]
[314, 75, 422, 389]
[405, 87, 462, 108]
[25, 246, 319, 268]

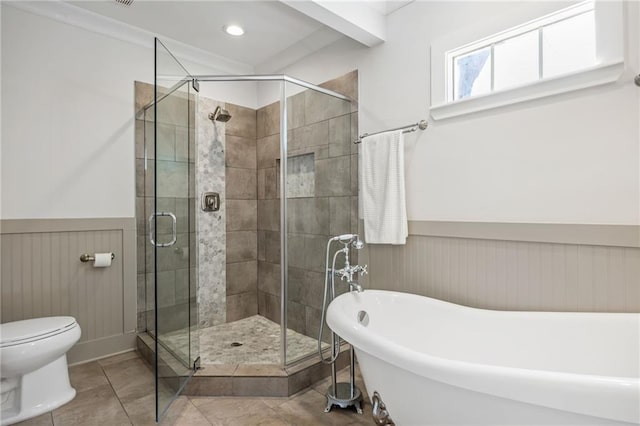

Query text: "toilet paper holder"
[80, 253, 115, 263]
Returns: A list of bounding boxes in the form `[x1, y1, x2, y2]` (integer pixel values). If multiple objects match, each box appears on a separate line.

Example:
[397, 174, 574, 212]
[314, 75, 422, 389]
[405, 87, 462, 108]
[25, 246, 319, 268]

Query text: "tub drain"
[230, 342, 243, 347]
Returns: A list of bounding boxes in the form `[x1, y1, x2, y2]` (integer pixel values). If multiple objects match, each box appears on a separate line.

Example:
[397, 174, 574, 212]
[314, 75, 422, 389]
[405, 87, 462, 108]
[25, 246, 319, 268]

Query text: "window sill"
[430, 60, 624, 120]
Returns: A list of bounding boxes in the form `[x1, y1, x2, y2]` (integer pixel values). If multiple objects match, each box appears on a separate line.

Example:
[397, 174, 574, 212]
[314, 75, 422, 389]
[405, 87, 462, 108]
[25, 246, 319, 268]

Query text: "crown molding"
[4, 0, 254, 75]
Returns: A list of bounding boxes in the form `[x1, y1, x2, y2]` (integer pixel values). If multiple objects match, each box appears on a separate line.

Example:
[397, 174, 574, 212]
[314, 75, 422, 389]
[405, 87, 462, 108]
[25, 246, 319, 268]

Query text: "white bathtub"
[327, 290, 640, 425]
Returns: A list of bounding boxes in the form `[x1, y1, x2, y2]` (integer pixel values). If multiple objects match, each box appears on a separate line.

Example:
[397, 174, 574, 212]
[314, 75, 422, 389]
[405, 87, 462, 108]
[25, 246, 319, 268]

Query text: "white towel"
[360, 130, 408, 245]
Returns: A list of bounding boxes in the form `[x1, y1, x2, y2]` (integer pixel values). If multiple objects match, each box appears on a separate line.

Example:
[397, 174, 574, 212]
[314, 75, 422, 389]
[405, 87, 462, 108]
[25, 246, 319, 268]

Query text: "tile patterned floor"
[16, 351, 373, 426]
[161, 315, 328, 364]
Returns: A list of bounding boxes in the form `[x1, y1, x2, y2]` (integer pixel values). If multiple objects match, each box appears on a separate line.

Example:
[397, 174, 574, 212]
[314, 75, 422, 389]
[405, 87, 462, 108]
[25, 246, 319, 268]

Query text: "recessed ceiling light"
[223, 25, 244, 37]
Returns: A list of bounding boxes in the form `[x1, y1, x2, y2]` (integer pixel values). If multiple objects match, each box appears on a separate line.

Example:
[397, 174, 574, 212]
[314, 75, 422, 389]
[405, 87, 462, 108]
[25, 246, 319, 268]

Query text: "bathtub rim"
[327, 290, 640, 424]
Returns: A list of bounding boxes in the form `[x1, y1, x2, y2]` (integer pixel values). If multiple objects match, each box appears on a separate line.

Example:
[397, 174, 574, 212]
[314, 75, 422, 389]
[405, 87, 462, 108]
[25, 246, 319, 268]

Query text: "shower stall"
[135, 39, 358, 419]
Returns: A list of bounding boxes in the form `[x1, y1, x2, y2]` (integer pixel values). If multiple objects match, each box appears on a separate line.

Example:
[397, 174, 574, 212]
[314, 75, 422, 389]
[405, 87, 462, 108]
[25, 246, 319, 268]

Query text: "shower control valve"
[201, 192, 220, 212]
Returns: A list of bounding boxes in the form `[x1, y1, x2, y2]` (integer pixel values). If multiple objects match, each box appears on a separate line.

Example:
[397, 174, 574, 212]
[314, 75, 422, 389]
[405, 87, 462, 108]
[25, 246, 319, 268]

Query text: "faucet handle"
[335, 268, 348, 281]
[359, 264, 368, 276]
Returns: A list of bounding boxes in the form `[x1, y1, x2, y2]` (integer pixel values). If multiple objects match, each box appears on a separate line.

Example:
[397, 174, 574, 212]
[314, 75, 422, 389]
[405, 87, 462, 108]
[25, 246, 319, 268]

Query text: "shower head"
[209, 106, 232, 122]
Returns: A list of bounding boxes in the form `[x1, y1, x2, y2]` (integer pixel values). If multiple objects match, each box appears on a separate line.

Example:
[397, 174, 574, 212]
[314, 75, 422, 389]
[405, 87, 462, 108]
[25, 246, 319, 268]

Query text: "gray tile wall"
[135, 81, 197, 334]
[256, 71, 360, 343]
[137, 88, 261, 327]
[225, 103, 259, 322]
[137, 72, 359, 340]
[256, 100, 282, 326]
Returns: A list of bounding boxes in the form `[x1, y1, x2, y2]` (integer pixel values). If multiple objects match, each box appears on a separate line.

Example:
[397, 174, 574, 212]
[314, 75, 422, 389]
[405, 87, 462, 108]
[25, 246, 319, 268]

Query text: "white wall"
[0, 3, 3, 222]
[3, 2, 638, 224]
[0, 4, 256, 219]
[279, 1, 640, 225]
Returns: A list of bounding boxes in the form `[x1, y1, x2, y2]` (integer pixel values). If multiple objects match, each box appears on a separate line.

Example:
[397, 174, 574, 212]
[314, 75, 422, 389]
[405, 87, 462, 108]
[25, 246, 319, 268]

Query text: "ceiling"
[366, 0, 413, 16]
[68, 1, 414, 69]
[69, 1, 333, 67]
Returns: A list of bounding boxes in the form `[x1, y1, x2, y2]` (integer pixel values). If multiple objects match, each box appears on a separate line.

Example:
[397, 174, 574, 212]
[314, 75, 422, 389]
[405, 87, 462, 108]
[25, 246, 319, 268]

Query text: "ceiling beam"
[256, 27, 344, 73]
[280, 1, 386, 47]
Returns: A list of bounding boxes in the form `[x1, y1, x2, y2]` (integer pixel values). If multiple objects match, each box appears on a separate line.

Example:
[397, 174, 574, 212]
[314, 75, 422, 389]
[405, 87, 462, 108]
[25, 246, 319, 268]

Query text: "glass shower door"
[152, 38, 199, 421]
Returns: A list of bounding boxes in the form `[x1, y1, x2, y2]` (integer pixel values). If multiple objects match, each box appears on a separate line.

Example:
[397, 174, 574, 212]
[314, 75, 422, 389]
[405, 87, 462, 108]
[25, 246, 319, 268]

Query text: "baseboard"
[68, 333, 137, 365]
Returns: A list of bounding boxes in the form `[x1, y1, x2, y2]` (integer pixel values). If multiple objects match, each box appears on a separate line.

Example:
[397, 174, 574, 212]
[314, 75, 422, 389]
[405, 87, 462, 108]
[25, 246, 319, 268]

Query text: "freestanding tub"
[327, 290, 640, 425]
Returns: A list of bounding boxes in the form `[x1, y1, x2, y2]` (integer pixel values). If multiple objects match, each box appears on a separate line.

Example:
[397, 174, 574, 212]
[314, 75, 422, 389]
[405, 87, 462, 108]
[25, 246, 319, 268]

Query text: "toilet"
[0, 317, 81, 425]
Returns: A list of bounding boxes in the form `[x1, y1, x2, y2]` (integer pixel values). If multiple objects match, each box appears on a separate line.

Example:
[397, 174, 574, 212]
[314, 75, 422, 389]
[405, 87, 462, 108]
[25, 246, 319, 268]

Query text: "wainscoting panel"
[367, 235, 640, 313]
[1, 218, 137, 363]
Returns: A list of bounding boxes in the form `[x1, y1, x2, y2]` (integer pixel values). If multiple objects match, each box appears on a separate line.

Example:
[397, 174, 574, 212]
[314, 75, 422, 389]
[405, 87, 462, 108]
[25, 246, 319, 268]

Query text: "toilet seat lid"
[0, 316, 78, 346]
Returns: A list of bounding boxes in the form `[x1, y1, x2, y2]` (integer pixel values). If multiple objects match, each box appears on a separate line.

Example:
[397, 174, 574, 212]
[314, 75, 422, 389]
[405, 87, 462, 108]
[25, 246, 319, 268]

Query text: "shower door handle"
[148, 212, 177, 247]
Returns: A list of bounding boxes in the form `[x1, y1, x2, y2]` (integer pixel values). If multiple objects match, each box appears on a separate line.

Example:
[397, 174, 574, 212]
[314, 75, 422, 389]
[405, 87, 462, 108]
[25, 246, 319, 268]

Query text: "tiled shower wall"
[256, 71, 360, 340]
[224, 103, 259, 322]
[136, 71, 359, 334]
[135, 81, 197, 334]
[136, 83, 259, 329]
[196, 97, 226, 327]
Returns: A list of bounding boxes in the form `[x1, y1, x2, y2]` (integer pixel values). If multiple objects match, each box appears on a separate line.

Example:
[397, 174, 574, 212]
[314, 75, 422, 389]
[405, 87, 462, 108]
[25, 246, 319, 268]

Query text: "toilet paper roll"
[93, 253, 113, 268]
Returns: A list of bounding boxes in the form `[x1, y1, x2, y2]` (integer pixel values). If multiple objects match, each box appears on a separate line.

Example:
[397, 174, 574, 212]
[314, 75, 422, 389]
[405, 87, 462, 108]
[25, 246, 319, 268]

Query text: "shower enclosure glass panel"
[283, 81, 354, 364]
[153, 38, 199, 421]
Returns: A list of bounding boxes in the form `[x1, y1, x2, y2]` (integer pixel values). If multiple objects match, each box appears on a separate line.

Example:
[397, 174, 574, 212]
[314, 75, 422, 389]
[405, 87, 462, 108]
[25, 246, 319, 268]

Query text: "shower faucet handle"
[334, 264, 367, 282]
[201, 192, 220, 212]
[357, 265, 368, 276]
[352, 264, 367, 278]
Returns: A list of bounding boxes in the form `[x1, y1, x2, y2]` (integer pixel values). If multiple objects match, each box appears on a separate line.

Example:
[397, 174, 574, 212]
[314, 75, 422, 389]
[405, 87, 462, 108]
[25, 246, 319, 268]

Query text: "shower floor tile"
[161, 315, 324, 365]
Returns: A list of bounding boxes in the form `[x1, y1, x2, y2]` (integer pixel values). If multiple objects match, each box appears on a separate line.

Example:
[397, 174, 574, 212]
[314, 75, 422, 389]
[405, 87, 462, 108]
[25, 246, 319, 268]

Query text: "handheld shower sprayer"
[331, 234, 356, 243]
[331, 234, 364, 250]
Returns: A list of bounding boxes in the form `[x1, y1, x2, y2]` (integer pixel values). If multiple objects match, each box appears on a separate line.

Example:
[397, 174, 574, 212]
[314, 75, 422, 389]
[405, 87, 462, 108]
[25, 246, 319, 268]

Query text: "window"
[448, 2, 595, 102]
[430, 1, 624, 119]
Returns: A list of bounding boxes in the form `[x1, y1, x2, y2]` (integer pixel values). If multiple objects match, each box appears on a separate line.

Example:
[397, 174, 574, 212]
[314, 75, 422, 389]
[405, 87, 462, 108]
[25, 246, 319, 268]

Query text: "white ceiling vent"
[115, 0, 133, 6]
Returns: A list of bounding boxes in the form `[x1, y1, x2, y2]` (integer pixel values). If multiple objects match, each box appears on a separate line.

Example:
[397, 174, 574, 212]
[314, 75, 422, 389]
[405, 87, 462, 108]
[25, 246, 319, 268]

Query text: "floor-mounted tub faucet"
[318, 234, 367, 415]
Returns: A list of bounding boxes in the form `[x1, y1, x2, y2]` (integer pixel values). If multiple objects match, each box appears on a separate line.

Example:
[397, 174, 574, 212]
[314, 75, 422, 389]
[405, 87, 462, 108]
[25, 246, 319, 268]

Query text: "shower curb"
[136, 334, 351, 397]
